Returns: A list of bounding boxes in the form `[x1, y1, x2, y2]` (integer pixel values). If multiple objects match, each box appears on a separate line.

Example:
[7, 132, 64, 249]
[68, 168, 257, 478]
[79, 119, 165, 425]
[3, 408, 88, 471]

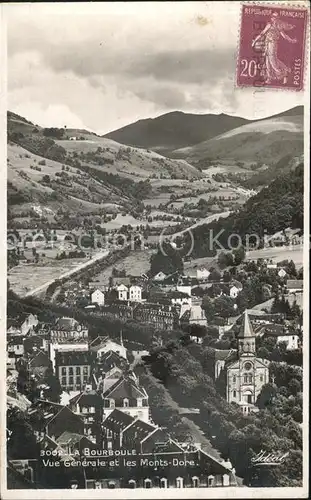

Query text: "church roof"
[238, 310, 255, 339]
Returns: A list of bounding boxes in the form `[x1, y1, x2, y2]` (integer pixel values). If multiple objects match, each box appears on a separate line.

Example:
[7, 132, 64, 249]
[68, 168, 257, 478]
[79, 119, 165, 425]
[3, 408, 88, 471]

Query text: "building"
[69, 389, 104, 443]
[276, 333, 300, 350]
[129, 285, 142, 302]
[28, 400, 84, 441]
[102, 375, 150, 423]
[49, 340, 89, 371]
[133, 303, 179, 331]
[286, 279, 303, 294]
[152, 271, 167, 282]
[196, 267, 210, 280]
[90, 336, 127, 360]
[226, 310, 270, 414]
[278, 268, 287, 278]
[50, 317, 88, 343]
[91, 289, 105, 306]
[55, 351, 93, 392]
[116, 284, 128, 301]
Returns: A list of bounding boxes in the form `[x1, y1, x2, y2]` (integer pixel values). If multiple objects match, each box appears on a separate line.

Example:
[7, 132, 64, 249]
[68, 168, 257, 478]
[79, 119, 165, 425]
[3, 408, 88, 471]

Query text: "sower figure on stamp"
[252, 12, 297, 85]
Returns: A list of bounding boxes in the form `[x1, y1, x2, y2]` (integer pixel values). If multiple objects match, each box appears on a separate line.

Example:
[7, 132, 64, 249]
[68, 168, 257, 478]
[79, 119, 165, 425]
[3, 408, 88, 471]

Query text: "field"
[92, 249, 153, 284]
[8, 257, 88, 297]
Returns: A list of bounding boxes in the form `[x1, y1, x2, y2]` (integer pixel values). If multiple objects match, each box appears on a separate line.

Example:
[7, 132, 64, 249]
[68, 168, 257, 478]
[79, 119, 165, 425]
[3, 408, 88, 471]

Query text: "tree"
[150, 243, 183, 276]
[233, 246, 246, 265]
[201, 295, 215, 321]
[42, 174, 50, 183]
[209, 267, 221, 282]
[256, 383, 277, 409]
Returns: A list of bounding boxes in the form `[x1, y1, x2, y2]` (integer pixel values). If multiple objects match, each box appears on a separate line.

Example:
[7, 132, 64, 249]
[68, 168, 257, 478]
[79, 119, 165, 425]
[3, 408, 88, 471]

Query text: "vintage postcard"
[0, 1, 309, 499]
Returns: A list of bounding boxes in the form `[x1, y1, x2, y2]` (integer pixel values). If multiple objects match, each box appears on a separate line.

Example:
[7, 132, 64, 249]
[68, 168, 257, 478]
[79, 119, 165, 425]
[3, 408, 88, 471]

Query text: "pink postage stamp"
[237, 4, 308, 90]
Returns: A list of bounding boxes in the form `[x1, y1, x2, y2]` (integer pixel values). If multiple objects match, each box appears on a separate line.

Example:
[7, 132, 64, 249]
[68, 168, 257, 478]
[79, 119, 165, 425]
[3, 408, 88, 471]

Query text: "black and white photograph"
[1, 1, 309, 498]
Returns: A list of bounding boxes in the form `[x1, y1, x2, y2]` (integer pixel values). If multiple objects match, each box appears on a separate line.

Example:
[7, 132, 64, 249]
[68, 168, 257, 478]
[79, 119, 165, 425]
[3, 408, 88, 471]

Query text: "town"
[7, 242, 303, 489]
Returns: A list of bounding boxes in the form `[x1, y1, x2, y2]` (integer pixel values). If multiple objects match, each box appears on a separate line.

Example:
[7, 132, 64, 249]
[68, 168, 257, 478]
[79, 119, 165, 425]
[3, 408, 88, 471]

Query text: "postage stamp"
[237, 4, 309, 90]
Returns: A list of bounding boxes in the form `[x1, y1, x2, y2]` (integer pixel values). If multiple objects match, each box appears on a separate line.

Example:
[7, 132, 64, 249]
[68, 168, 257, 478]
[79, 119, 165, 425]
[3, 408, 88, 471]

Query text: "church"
[226, 310, 270, 414]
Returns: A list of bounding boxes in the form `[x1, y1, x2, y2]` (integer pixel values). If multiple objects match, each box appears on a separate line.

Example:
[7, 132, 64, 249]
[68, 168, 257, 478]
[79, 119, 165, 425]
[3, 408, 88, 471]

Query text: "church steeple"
[238, 310, 256, 356]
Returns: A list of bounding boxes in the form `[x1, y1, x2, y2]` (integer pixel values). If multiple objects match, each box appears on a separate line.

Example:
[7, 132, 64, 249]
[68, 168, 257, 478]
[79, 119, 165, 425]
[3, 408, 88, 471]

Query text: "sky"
[6, 1, 305, 135]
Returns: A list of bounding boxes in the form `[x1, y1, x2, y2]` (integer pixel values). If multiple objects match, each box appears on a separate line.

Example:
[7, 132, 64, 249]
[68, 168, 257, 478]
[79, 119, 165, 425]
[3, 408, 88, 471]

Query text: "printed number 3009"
[240, 59, 258, 77]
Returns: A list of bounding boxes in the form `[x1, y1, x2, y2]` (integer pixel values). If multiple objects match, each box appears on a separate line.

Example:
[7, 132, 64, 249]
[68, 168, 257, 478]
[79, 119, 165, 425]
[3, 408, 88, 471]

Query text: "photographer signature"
[251, 450, 289, 466]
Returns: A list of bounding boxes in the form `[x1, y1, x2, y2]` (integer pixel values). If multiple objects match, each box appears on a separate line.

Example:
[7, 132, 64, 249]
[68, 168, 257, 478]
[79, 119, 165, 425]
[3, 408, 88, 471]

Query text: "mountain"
[173, 106, 303, 165]
[189, 163, 303, 259]
[7, 111, 203, 218]
[103, 111, 250, 155]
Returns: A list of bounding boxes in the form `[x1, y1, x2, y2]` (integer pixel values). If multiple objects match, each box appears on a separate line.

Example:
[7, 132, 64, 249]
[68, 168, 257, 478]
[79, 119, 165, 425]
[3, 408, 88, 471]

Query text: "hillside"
[173, 113, 303, 165]
[189, 163, 303, 258]
[103, 111, 250, 155]
[7, 111, 204, 218]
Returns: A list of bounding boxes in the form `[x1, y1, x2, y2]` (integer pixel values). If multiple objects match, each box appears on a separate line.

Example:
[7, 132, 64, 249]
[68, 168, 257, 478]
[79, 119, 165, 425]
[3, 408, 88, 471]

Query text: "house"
[91, 409, 238, 489]
[276, 333, 300, 351]
[91, 289, 105, 306]
[56, 432, 97, 455]
[55, 351, 93, 392]
[196, 267, 210, 280]
[116, 284, 128, 301]
[50, 317, 88, 343]
[286, 280, 303, 294]
[278, 268, 287, 278]
[28, 400, 84, 441]
[168, 290, 192, 308]
[69, 389, 104, 443]
[152, 271, 167, 282]
[176, 285, 192, 297]
[110, 276, 131, 287]
[129, 285, 142, 302]
[133, 303, 179, 331]
[7, 336, 25, 360]
[229, 281, 243, 299]
[102, 375, 150, 423]
[93, 350, 128, 392]
[187, 304, 207, 327]
[49, 340, 89, 371]
[90, 336, 127, 360]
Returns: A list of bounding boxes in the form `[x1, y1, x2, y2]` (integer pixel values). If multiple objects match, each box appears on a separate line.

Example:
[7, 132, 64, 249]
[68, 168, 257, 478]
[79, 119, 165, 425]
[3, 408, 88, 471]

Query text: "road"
[172, 211, 231, 238]
[24, 249, 110, 298]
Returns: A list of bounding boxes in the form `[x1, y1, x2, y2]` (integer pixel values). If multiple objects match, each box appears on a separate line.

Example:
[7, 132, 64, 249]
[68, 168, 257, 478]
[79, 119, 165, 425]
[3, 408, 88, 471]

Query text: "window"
[208, 475, 214, 487]
[233, 375, 236, 384]
[61, 376, 66, 386]
[137, 398, 142, 407]
[110, 399, 115, 409]
[260, 375, 263, 382]
[244, 362, 252, 371]
[160, 478, 168, 488]
[76, 376, 81, 385]
[69, 376, 74, 385]
[128, 480, 136, 489]
[107, 429, 113, 438]
[176, 477, 184, 488]
[83, 366, 88, 374]
[61, 367, 66, 376]
[144, 479, 152, 489]
[76, 367, 81, 375]
[69, 367, 73, 375]
[233, 390, 236, 398]
[123, 398, 129, 408]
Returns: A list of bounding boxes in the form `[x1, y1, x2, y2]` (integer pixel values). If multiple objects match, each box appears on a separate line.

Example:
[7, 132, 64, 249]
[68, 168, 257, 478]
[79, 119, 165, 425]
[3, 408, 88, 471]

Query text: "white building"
[278, 268, 287, 278]
[153, 272, 167, 282]
[91, 289, 105, 306]
[276, 334, 299, 351]
[230, 285, 241, 299]
[116, 284, 128, 301]
[196, 268, 210, 280]
[176, 285, 192, 297]
[90, 337, 127, 360]
[129, 285, 142, 302]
